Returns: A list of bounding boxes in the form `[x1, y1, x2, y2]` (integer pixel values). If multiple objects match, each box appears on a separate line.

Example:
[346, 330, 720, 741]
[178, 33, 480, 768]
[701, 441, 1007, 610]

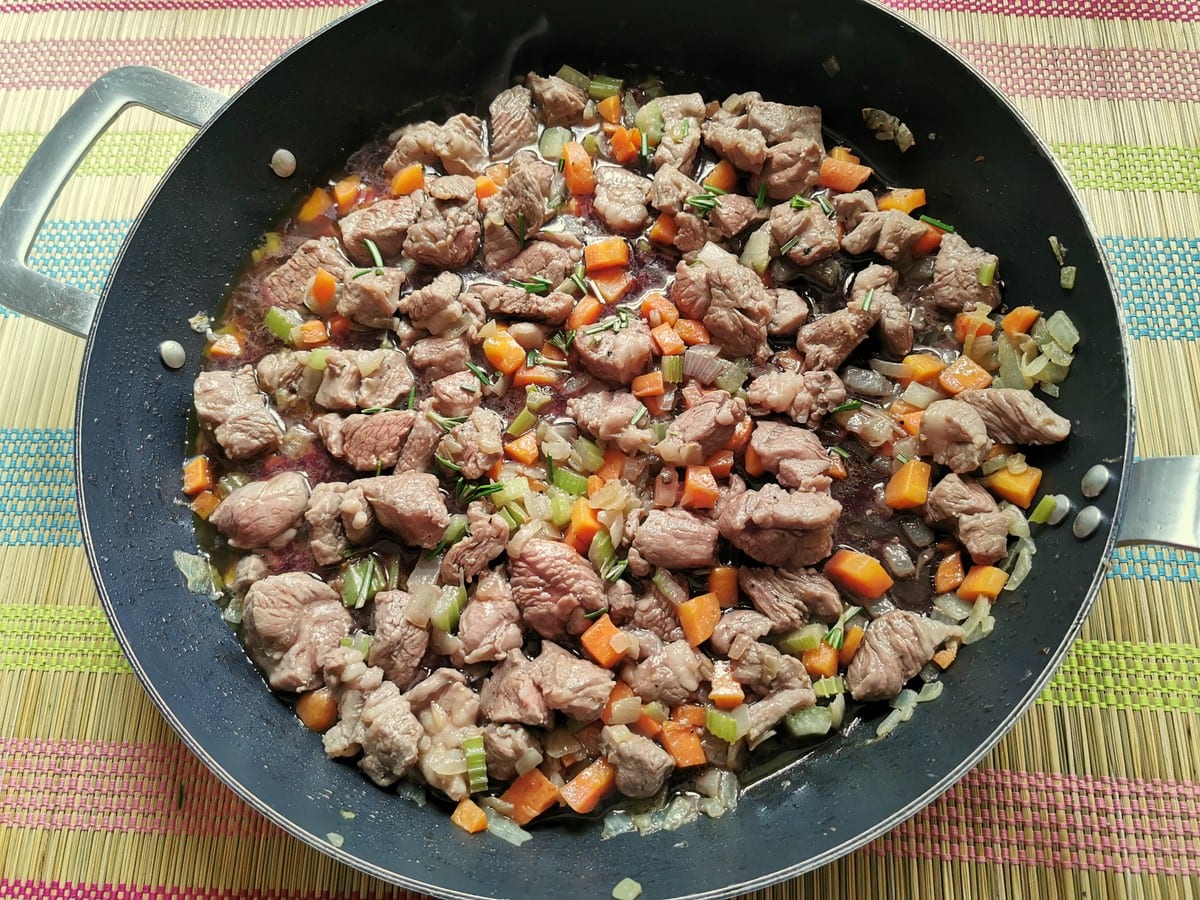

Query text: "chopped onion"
[842, 366, 896, 398]
[408, 553, 440, 588]
[876, 707, 906, 738]
[933, 593, 975, 622]
[882, 542, 916, 578]
[891, 435, 920, 461]
[836, 405, 899, 447]
[427, 748, 467, 776]
[900, 517, 935, 548]
[869, 358, 912, 379]
[405, 583, 439, 627]
[865, 597, 896, 618]
[608, 696, 643, 725]
[917, 680, 944, 702]
[1004, 540, 1035, 592]
[652, 567, 689, 605]
[683, 345, 728, 384]
[1005, 453, 1029, 475]
[484, 808, 532, 847]
[545, 728, 583, 759]
[514, 747, 544, 776]
[890, 688, 920, 712]
[899, 381, 944, 410]
[507, 519, 546, 559]
[981, 455, 1008, 476]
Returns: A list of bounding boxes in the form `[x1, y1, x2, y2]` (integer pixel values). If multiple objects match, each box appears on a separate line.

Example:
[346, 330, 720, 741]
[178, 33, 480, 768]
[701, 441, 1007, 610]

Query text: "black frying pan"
[1, 0, 1192, 896]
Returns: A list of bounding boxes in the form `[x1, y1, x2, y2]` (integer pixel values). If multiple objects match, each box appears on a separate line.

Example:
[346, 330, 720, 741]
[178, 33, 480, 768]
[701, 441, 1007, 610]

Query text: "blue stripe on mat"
[2, 429, 1196, 582]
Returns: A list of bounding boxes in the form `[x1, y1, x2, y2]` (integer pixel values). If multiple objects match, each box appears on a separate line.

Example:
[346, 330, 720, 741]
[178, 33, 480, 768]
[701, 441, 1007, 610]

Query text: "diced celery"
[588, 75, 623, 100]
[977, 260, 997, 287]
[502, 502, 528, 527]
[1046, 309, 1080, 351]
[462, 733, 488, 794]
[581, 133, 600, 157]
[218, 472, 249, 495]
[634, 99, 664, 146]
[525, 385, 554, 412]
[555, 64, 591, 91]
[705, 707, 741, 743]
[265, 306, 301, 343]
[785, 706, 833, 738]
[642, 700, 670, 723]
[547, 486, 574, 527]
[438, 514, 469, 551]
[573, 436, 605, 473]
[588, 529, 616, 573]
[661, 355, 684, 384]
[994, 331, 1028, 389]
[491, 476, 531, 508]
[498, 506, 520, 530]
[306, 347, 333, 371]
[341, 556, 380, 610]
[778, 623, 827, 655]
[1028, 494, 1057, 525]
[431, 584, 467, 632]
[651, 422, 668, 442]
[507, 406, 538, 437]
[811, 675, 846, 698]
[612, 877, 643, 900]
[714, 359, 750, 394]
[1059, 265, 1077, 290]
[553, 467, 589, 497]
[538, 126, 573, 161]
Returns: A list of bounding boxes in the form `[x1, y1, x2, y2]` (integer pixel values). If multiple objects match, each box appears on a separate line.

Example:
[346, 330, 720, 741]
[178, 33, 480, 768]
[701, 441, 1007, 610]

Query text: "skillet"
[1, 0, 1197, 896]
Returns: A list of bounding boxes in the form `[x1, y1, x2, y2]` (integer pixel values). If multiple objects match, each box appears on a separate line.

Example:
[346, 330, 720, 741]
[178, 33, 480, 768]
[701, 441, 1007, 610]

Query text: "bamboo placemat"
[1, 2, 1197, 898]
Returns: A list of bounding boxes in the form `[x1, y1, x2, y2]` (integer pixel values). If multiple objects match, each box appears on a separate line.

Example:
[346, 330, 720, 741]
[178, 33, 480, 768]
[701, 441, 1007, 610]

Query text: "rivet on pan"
[271, 148, 297, 178]
[158, 340, 186, 369]
[1072, 505, 1103, 540]
[1081, 464, 1110, 498]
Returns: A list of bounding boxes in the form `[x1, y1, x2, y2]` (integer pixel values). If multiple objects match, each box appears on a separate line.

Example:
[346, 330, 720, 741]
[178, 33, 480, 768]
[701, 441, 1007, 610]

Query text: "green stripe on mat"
[4, 605, 1199, 711]
[1, 131, 1197, 192]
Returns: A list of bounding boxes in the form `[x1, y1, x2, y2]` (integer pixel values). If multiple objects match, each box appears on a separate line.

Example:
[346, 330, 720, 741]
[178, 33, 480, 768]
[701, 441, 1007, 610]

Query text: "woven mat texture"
[1, 2, 1197, 898]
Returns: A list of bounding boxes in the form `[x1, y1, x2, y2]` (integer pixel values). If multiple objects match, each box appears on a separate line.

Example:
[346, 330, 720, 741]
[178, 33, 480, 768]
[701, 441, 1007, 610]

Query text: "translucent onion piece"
[842, 366, 895, 398]
[869, 358, 912, 379]
[933, 593, 975, 622]
[514, 747, 544, 776]
[900, 517, 935, 548]
[484, 808, 532, 846]
[882, 542, 916, 578]
[899, 381, 943, 410]
[917, 680, 945, 702]
[608, 696, 643, 725]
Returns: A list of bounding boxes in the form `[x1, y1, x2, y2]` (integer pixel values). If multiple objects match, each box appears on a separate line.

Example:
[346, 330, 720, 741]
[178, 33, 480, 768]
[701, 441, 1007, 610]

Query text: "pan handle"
[0, 66, 225, 338]
[1115, 456, 1200, 551]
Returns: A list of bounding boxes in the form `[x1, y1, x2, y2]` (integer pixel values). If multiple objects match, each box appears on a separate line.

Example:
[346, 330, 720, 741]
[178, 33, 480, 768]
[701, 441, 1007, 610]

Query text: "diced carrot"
[389, 162, 425, 197]
[640, 292, 680, 328]
[1001, 306, 1041, 337]
[828, 146, 860, 164]
[309, 267, 338, 313]
[584, 237, 630, 273]
[708, 663, 745, 710]
[596, 94, 622, 124]
[602, 682, 636, 725]
[661, 721, 707, 768]
[676, 591, 721, 646]
[540, 341, 567, 364]
[884, 458, 932, 510]
[986, 443, 1016, 461]
[703, 159, 738, 193]
[958, 564, 1009, 602]
[743, 442, 766, 477]
[827, 452, 848, 480]
[564, 497, 602, 554]
[609, 126, 642, 165]
[898, 411, 924, 437]
[911, 222, 945, 256]
[587, 474, 606, 496]
[651, 322, 686, 356]
[504, 430, 540, 466]
[482, 329, 527, 375]
[451, 797, 489, 834]
[888, 398, 922, 421]
[801, 642, 839, 679]
[838, 624, 865, 668]
[474, 174, 500, 201]
[294, 686, 337, 732]
[648, 214, 678, 246]
[601, 683, 662, 737]
[818, 156, 873, 192]
[560, 757, 617, 814]
[487, 458, 504, 481]
[590, 269, 634, 304]
[562, 141, 596, 195]
[934, 551, 965, 595]
[512, 364, 560, 387]
[567, 295, 603, 330]
[705, 449, 735, 479]
[643, 391, 674, 417]
[933, 642, 960, 670]
[680, 466, 720, 510]
[207, 330, 243, 360]
[954, 311, 997, 344]
[673, 319, 711, 346]
[581, 614, 627, 668]
[632, 371, 665, 399]
[499, 768, 561, 825]
[707, 566, 739, 608]
[984, 464, 1043, 508]
[182, 456, 213, 497]
[295, 319, 329, 349]
[824, 548, 894, 599]
[327, 313, 352, 341]
[332, 175, 361, 214]
[937, 354, 993, 394]
[901, 353, 946, 386]
[726, 416, 753, 452]
[671, 704, 708, 728]
[597, 446, 629, 482]
[189, 490, 221, 520]
[877, 187, 926, 214]
[297, 187, 333, 223]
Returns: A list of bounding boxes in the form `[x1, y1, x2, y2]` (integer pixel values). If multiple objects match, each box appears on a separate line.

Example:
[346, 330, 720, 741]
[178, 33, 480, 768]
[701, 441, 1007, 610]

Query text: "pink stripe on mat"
[0, 881, 419, 900]
[0, 0, 356, 12]
[880, 0, 1200, 21]
[4, 738, 1199, 873]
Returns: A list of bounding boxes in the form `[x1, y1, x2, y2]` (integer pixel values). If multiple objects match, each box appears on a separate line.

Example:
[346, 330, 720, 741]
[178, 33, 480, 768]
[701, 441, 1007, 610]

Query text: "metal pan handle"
[1115, 457, 1200, 551]
[0, 66, 225, 338]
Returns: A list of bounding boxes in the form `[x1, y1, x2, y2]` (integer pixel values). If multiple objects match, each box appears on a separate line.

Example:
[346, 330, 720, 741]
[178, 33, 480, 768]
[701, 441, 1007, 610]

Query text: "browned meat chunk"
[701, 120, 767, 173]
[710, 610, 772, 656]
[357, 472, 450, 549]
[262, 237, 349, 310]
[489, 85, 537, 159]
[746, 99, 823, 148]
[567, 390, 656, 454]
[930, 232, 1001, 312]
[747, 420, 832, 491]
[457, 567, 523, 663]
[407, 335, 469, 381]
[482, 214, 522, 269]
[739, 566, 842, 631]
[746, 369, 846, 426]
[398, 271, 467, 335]
[847, 610, 964, 701]
[527, 72, 586, 127]
[210, 471, 308, 550]
[483, 723, 542, 781]
[356, 680, 424, 787]
[709, 194, 768, 238]
[841, 210, 928, 261]
[925, 472, 1010, 566]
[368, 590, 430, 689]
[746, 679, 815, 742]
[875, 291, 913, 358]
[796, 303, 880, 371]
[315, 410, 414, 472]
[313, 349, 413, 411]
[338, 266, 404, 327]
[657, 92, 708, 123]
[629, 589, 684, 642]
[437, 408, 504, 480]
[469, 282, 574, 325]
[631, 509, 720, 569]
[242, 572, 351, 691]
[305, 481, 351, 566]
[428, 175, 477, 202]
[429, 370, 482, 417]
[653, 113, 702, 175]
[502, 234, 582, 284]
[594, 166, 651, 233]
[495, 150, 554, 238]
[574, 315, 654, 384]
[957, 388, 1071, 445]
[670, 245, 772, 358]
[534, 641, 614, 722]
[193, 366, 283, 460]
[753, 139, 823, 202]
[509, 539, 606, 639]
[656, 389, 746, 465]
[339, 483, 377, 544]
[339, 197, 422, 265]
[919, 399, 992, 474]
[648, 164, 705, 216]
[623, 639, 709, 707]
[728, 638, 787, 695]
[600, 725, 674, 799]
[831, 190, 876, 231]
[770, 201, 839, 265]
[391, 400, 442, 474]
[767, 287, 809, 336]
[255, 351, 315, 410]
[718, 484, 841, 567]
[479, 649, 551, 726]
[403, 195, 481, 269]
[441, 505, 508, 585]
[384, 113, 487, 177]
[668, 211, 705, 253]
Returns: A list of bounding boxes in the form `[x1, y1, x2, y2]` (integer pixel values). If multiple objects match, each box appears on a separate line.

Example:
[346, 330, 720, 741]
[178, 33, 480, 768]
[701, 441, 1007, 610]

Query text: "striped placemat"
[1, 2, 1196, 898]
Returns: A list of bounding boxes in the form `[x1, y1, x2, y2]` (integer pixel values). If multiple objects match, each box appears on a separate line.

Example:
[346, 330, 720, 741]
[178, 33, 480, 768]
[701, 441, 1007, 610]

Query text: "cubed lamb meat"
[852, 263, 899, 299]
[398, 271, 466, 336]
[441, 504, 508, 584]
[255, 351, 317, 410]
[509, 538, 606, 639]
[355, 679, 424, 787]
[710, 610, 772, 656]
[746, 369, 846, 426]
[930, 232, 1001, 312]
[469, 282, 574, 325]
[321, 648, 384, 759]
[315, 410, 415, 472]
[718, 483, 841, 567]
[796, 303, 880, 372]
[739, 566, 842, 631]
[305, 481, 350, 566]
[606, 579, 637, 624]
[479, 649, 551, 726]
[709, 194, 769, 239]
[841, 210, 928, 261]
[406, 671, 481, 802]
[831, 190, 877, 231]
[242, 572, 352, 691]
[437, 408, 504, 480]
[753, 139, 823, 202]
[396, 400, 443, 474]
[384, 113, 487, 177]
[502, 234, 582, 284]
[262, 237, 350, 310]
[210, 471, 309, 550]
[657, 92, 708, 122]
[648, 164, 705, 216]
[847, 610, 964, 701]
[456, 567, 523, 663]
[229, 554, 268, 595]
[671, 244, 772, 358]
[526, 72, 586, 127]
[631, 509, 720, 569]
[339, 197, 422, 265]
[700, 121, 767, 174]
[593, 166, 652, 233]
[567, 390, 656, 454]
[482, 214, 522, 269]
[428, 175, 477, 202]
[746, 99, 823, 148]
[770, 201, 840, 265]
[357, 472, 450, 549]
[919, 399, 993, 474]
[957, 388, 1071, 445]
[338, 266, 404, 327]
[574, 315, 654, 385]
[483, 723, 542, 781]
[630, 589, 684, 643]
[874, 291, 914, 358]
[656, 388, 746, 465]
[489, 85, 538, 159]
[746, 681, 815, 743]
[339, 483, 377, 545]
[314, 349, 413, 412]
[193, 366, 283, 460]
[671, 211, 707, 254]
[407, 335, 469, 381]
[957, 510, 1011, 566]
[727, 637, 787, 695]
[747, 420, 832, 491]
[653, 119, 702, 175]
[534, 641, 615, 722]
[430, 370, 483, 417]
[495, 150, 554, 237]
[368, 590, 430, 689]
[403, 195, 481, 269]
[622, 639, 709, 707]
[600, 725, 674, 799]
[767, 287, 809, 336]
[925, 473, 1009, 566]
